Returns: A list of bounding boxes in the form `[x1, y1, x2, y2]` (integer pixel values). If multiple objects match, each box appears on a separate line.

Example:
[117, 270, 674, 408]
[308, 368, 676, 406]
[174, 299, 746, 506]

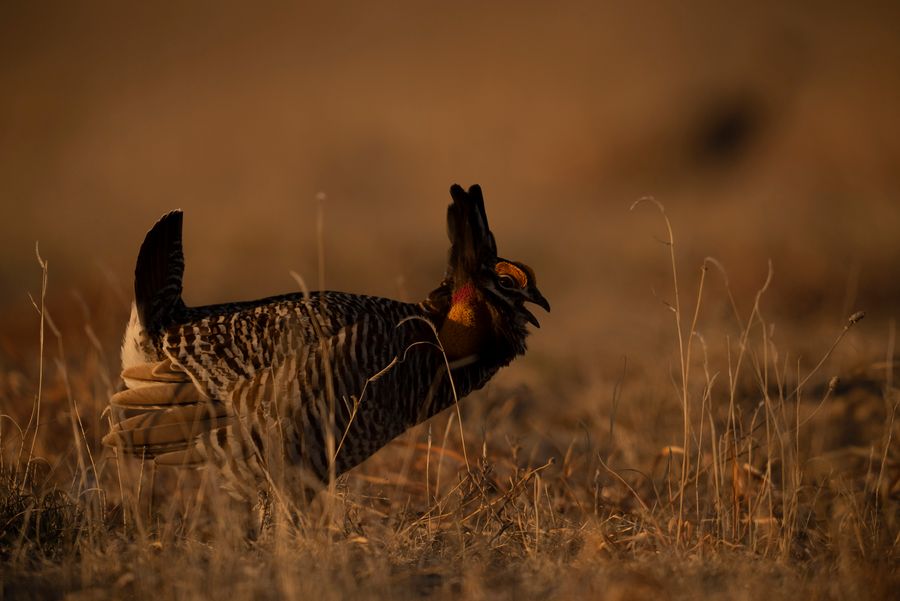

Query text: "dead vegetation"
[2, 3, 899, 598]
[1, 206, 897, 601]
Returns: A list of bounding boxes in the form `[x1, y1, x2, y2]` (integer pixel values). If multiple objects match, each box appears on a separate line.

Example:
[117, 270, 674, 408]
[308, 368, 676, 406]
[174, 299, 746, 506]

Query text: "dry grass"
[1, 205, 897, 601]
[2, 3, 899, 598]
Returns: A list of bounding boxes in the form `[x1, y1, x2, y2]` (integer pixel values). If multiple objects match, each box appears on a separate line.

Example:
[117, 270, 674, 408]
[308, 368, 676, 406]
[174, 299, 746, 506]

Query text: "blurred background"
[1, 1, 899, 374]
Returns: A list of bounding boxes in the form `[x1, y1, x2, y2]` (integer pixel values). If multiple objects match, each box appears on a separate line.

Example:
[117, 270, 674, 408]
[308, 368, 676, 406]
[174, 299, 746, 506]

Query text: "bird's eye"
[498, 274, 518, 289]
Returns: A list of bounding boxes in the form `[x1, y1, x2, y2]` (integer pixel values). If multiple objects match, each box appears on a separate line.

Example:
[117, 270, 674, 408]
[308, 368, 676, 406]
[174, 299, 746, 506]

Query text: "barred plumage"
[104, 184, 549, 499]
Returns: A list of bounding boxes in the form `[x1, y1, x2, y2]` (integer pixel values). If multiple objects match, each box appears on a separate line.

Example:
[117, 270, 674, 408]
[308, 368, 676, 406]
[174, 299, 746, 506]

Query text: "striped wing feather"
[103, 360, 233, 458]
[108, 293, 431, 483]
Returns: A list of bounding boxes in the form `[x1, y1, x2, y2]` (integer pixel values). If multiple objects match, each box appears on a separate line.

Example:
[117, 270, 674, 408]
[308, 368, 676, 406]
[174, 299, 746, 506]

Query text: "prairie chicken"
[103, 184, 549, 499]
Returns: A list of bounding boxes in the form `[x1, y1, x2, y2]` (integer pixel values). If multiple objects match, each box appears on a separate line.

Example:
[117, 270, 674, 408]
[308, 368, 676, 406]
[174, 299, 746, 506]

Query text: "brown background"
[2, 1, 899, 370]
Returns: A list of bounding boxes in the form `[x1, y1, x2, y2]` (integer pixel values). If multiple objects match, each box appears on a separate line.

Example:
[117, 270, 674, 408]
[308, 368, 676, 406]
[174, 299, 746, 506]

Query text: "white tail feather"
[121, 303, 151, 372]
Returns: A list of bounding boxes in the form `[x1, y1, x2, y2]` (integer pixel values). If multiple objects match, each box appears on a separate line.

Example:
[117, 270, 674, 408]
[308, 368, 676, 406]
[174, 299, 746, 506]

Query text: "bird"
[103, 184, 549, 500]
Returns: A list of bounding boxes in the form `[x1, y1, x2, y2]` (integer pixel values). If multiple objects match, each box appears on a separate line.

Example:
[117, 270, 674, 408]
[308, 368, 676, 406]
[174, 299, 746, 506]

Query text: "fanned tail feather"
[134, 210, 186, 333]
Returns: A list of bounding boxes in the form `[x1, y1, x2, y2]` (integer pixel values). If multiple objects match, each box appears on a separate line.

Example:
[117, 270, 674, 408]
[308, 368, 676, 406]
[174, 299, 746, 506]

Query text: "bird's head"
[443, 184, 549, 357]
[478, 257, 550, 328]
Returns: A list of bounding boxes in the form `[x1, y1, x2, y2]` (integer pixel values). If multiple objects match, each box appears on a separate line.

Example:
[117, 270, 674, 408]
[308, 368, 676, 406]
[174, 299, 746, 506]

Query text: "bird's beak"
[522, 288, 551, 328]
